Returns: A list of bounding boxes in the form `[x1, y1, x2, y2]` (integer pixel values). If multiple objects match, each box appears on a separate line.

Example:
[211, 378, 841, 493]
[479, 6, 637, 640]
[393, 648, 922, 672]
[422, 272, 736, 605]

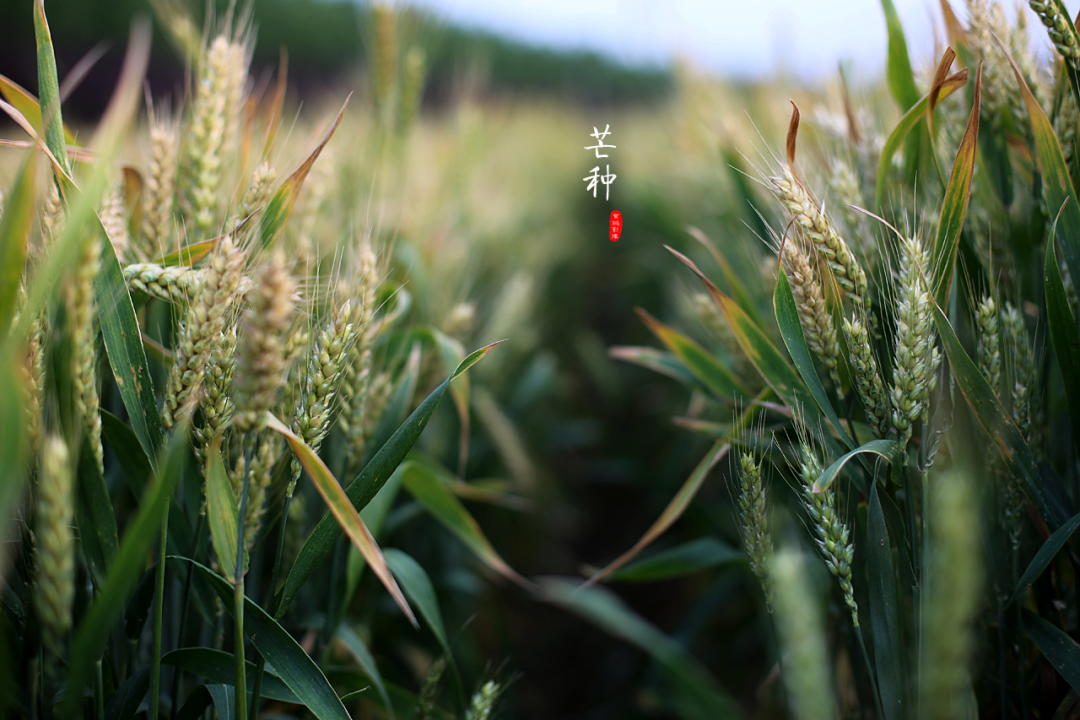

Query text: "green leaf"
[367, 342, 422, 461]
[383, 549, 451, 652]
[155, 237, 220, 267]
[265, 412, 416, 625]
[399, 459, 531, 588]
[187, 560, 352, 720]
[0, 153, 35, 340]
[774, 269, 856, 451]
[276, 341, 501, 615]
[1006, 512, 1080, 609]
[207, 684, 236, 720]
[667, 247, 814, 418]
[931, 304, 1065, 529]
[101, 409, 152, 496]
[1023, 609, 1080, 696]
[382, 549, 467, 714]
[686, 224, 767, 329]
[540, 578, 742, 720]
[33, 0, 69, 177]
[1045, 231, 1080, 458]
[161, 648, 301, 703]
[608, 346, 705, 390]
[0, 72, 76, 147]
[173, 686, 213, 720]
[336, 625, 393, 718]
[812, 439, 901, 494]
[76, 432, 118, 585]
[124, 566, 156, 641]
[206, 437, 240, 581]
[103, 667, 149, 720]
[868, 483, 904, 720]
[95, 222, 163, 461]
[875, 70, 968, 207]
[1001, 41, 1080, 287]
[62, 425, 188, 718]
[636, 308, 750, 401]
[880, 0, 920, 110]
[586, 442, 730, 585]
[931, 64, 980, 305]
[0, 354, 27, 526]
[259, 97, 348, 247]
[607, 538, 743, 583]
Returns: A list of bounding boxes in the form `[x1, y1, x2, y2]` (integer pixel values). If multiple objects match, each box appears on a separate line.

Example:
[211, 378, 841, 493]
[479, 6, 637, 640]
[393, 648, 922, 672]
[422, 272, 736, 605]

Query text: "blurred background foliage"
[0, 0, 673, 119]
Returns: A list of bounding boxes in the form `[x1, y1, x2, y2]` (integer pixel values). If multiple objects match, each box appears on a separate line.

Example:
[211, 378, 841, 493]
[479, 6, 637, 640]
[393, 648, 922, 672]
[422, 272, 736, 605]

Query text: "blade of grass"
[259, 96, 349, 247]
[1023, 609, 1080, 695]
[76, 432, 119, 585]
[609, 346, 706, 390]
[208, 684, 236, 720]
[0, 153, 36, 340]
[607, 538, 743, 583]
[336, 626, 393, 719]
[383, 549, 467, 714]
[931, 63, 980, 305]
[999, 34, 1080, 286]
[399, 460, 532, 589]
[1045, 227, 1080, 457]
[275, 341, 501, 615]
[880, 0, 920, 110]
[96, 220, 163, 459]
[875, 70, 968, 207]
[540, 578, 742, 720]
[1005, 512, 1080, 609]
[585, 442, 730, 585]
[686, 225, 766, 329]
[668, 246, 816, 418]
[265, 412, 417, 626]
[774, 269, 857, 451]
[104, 667, 149, 720]
[812, 439, 902, 494]
[206, 437, 240, 581]
[61, 422, 189, 718]
[636, 308, 751, 401]
[161, 649, 301, 702]
[0, 72, 76, 145]
[33, 0, 69, 176]
[931, 304, 1065, 529]
[186, 560, 353, 720]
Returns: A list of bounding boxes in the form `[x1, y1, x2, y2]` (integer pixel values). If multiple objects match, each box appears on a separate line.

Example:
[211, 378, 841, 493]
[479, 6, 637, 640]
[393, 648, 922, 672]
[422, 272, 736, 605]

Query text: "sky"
[403, 0, 1070, 81]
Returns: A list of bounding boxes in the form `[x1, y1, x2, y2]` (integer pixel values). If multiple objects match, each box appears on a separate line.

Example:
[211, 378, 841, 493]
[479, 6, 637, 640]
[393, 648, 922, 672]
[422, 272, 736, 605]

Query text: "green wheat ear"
[35, 435, 74, 681]
[771, 546, 836, 720]
[736, 450, 774, 608]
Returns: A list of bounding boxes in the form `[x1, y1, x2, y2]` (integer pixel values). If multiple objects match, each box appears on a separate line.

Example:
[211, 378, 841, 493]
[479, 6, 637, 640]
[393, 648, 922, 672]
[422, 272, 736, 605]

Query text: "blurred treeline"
[0, 0, 672, 120]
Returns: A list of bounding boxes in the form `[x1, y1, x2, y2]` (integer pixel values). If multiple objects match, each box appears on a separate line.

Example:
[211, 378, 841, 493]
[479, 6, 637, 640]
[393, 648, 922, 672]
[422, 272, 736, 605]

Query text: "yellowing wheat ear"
[781, 240, 841, 388]
[233, 250, 295, 433]
[163, 235, 245, 429]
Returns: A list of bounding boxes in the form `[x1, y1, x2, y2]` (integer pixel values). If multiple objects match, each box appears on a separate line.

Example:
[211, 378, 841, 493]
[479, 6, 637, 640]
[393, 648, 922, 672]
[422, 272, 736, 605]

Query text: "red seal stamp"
[610, 210, 622, 242]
